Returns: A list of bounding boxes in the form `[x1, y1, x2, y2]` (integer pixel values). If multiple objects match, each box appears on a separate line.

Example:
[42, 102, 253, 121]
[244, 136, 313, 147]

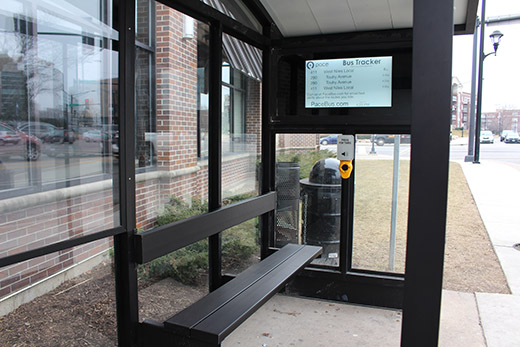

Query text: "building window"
[135, 0, 156, 169]
[222, 63, 247, 154]
[196, 29, 262, 159]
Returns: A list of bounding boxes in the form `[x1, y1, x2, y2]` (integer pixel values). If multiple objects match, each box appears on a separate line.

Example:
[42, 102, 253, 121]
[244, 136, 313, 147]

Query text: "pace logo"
[306, 61, 315, 69]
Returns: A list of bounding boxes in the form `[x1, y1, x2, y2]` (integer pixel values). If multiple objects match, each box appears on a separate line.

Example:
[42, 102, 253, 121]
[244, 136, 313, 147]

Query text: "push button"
[339, 160, 353, 179]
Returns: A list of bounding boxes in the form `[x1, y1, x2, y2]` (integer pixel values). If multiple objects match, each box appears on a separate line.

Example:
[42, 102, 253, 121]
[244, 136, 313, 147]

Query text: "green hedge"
[138, 195, 259, 285]
[277, 149, 335, 179]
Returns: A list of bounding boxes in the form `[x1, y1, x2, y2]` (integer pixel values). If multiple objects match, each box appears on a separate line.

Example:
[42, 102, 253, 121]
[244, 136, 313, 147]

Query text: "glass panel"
[135, 46, 155, 168]
[222, 62, 231, 84]
[201, 0, 261, 33]
[222, 85, 232, 153]
[233, 69, 243, 89]
[221, 35, 261, 202]
[197, 22, 209, 159]
[352, 134, 410, 273]
[221, 217, 260, 276]
[0, 238, 116, 345]
[0, 0, 119, 258]
[138, 242, 209, 322]
[275, 134, 339, 266]
[233, 89, 244, 148]
[135, 4, 209, 231]
[136, 0, 153, 46]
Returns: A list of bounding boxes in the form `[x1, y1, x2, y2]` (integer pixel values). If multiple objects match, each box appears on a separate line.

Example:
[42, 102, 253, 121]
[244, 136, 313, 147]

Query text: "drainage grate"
[514, 243, 520, 252]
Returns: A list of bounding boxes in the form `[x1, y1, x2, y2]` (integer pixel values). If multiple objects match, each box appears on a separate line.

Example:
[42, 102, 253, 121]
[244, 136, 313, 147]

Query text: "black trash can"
[300, 158, 341, 262]
[275, 162, 300, 246]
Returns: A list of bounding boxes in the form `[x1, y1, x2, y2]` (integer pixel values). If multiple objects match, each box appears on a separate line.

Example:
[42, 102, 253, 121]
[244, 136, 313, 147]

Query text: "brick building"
[451, 77, 471, 129]
[482, 108, 520, 134]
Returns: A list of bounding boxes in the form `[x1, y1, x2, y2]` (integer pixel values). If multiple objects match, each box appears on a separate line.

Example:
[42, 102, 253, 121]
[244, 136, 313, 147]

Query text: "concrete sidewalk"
[461, 160, 520, 346]
[224, 159, 520, 346]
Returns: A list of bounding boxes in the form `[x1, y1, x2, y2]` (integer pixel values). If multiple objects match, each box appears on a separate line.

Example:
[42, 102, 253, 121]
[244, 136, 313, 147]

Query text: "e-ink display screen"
[305, 57, 392, 108]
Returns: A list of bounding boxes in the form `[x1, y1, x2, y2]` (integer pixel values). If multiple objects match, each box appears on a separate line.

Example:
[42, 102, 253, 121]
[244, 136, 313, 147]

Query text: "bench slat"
[164, 244, 304, 335]
[191, 245, 322, 344]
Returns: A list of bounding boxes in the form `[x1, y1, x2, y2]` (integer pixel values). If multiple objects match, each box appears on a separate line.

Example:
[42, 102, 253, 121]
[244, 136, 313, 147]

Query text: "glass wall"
[0, 0, 119, 265]
[221, 33, 261, 202]
[352, 134, 410, 274]
[0, 238, 117, 345]
[274, 134, 336, 265]
[0, 0, 119, 197]
[274, 133, 410, 273]
[134, 3, 209, 231]
[0, 2, 120, 340]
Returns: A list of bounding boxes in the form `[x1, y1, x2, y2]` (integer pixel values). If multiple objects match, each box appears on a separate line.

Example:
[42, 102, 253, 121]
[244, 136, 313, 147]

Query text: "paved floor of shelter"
[225, 153, 520, 346]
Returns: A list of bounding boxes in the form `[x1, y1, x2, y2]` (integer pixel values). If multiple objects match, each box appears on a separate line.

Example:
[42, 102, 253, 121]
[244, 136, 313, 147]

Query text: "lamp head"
[490, 30, 504, 54]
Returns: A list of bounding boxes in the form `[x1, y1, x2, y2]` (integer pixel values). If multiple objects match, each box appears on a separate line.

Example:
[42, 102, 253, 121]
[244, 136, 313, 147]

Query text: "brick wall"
[0, 188, 115, 299]
[277, 134, 319, 150]
[245, 78, 262, 153]
[155, 6, 199, 174]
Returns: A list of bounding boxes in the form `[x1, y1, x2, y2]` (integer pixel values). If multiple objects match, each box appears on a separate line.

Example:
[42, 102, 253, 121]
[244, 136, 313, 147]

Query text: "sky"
[452, 0, 520, 112]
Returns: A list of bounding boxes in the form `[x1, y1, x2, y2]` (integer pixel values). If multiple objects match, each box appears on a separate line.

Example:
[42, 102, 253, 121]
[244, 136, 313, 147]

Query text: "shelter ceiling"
[259, 0, 473, 36]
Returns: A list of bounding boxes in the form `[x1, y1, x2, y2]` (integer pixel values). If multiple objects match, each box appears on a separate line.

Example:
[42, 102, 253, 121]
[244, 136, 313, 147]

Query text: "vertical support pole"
[389, 135, 400, 271]
[208, 21, 223, 292]
[340, 159, 355, 273]
[401, 0, 453, 346]
[474, 0, 487, 164]
[114, 0, 138, 345]
[465, 17, 480, 162]
[260, 24, 275, 259]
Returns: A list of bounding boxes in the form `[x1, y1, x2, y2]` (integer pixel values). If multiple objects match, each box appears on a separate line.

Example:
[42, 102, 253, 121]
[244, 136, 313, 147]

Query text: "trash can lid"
[309, 158, 342, 184]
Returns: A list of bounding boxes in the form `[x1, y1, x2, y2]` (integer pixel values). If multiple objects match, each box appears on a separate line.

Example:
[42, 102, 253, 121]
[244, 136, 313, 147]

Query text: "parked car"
[504, 132, 520, 143]
[42, 128, 75, 144]
[0, 124, 21, 145]
[500, 130, 515, 142]
[0, 123, 41, 161]
[480, 130, 494, 144]
[83, 129, 103, 142]
[17, 122, 56, 140]
[374, 134, 411, 146]
[320, 134, 338, 145]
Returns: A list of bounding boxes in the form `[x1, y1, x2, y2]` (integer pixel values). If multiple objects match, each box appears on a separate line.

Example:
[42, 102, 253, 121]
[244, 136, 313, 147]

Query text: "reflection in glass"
[135, 5, 209, 231]
[0, 1, 119, 262]
[221, 34, 261, 202]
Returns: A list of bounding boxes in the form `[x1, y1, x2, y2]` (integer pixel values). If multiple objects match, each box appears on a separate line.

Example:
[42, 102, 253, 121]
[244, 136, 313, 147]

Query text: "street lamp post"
[474, 0, 503, 164]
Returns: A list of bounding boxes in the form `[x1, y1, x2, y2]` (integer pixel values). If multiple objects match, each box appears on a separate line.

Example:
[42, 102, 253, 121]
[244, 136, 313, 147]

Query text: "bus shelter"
[0, 0, 478, 345]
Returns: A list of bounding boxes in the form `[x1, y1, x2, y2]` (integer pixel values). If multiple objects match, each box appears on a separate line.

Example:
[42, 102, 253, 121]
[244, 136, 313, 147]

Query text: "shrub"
[277, 149, 335, 179]
[222, 218, 259, 267]
[138, 195, 259, 285]
[155, 196, 208, 226]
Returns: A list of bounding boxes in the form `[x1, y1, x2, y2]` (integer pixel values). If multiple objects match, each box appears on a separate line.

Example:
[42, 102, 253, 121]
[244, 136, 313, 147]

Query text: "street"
[0, 139, 116, 190]
[1, 138, 519, 192]
[323, 138, 520, 166]
[449, 140, 520, 166]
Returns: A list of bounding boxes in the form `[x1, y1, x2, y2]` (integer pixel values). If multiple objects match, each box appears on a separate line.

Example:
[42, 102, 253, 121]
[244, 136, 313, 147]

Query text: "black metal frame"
[400, 0, 453, 345]
[113, 0, 139, 345]
[0, 0, 475, 345]
[136, 193, 276, 264]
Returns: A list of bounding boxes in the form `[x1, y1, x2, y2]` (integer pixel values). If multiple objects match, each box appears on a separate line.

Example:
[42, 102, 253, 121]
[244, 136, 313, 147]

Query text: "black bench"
[139, 243, 322, 347]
